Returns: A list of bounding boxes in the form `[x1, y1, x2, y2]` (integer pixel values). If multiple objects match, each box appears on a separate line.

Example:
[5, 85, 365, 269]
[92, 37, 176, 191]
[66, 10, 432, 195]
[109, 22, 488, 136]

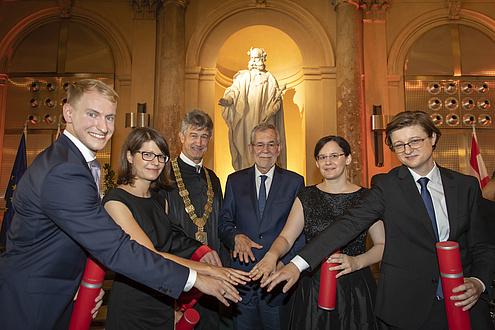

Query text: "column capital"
[360, 1, 390, 20]
[58, 0, 74, 18]
[131, 0, 161, 19]
[444, 0, 461, 20]
[332, 0, 360, 8]
[161, 0, 187, 9]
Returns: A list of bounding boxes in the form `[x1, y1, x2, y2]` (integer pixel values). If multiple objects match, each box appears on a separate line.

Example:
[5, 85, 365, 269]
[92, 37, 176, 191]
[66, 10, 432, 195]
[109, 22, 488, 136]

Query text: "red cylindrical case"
[69, 258, 106, 330]
[176, 308, 200, 330]
[318, 250, 339, 310]
[436, 241, 471, 330]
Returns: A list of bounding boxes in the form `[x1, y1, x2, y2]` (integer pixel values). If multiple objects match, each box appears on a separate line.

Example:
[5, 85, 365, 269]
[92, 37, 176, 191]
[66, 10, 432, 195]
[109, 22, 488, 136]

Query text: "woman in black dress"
[252, 136, 386, 329]
[103, 127, 249, 329]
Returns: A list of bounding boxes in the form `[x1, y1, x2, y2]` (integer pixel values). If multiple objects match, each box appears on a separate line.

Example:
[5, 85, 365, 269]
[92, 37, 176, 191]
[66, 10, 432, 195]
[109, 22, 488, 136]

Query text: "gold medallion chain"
[171, 158, 213, 245]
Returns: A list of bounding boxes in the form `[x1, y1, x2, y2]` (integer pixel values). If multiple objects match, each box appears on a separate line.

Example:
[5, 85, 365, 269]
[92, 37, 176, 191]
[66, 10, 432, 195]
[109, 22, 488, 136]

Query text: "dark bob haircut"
[314, 135, 352, 159]
[117, 127, 172, 189]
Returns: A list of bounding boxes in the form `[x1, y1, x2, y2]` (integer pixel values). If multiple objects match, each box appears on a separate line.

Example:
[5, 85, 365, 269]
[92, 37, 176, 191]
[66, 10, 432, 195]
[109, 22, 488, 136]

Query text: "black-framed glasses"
[317, 153, 345, 161]
[391, 137, 427, 153]
[135, 151, 169, 163]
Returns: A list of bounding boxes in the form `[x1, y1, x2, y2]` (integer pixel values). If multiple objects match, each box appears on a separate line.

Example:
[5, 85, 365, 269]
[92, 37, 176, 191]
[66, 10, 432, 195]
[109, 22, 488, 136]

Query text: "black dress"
[102, 188, 201, 330]
[289, 185, 385, 330]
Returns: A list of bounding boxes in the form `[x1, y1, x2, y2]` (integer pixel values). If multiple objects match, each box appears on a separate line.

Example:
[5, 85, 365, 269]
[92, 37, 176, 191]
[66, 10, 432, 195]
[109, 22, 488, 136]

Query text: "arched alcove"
[214, 25, 304, 184]
[387, 9, 495, 176]
[0, 7, 132, 196]
[185, 0, 336, 186]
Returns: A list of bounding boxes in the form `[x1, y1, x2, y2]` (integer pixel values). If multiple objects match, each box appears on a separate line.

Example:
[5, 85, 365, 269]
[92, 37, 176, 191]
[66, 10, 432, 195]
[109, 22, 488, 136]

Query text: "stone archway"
[0, 6, 132, 165]
[185, 0, 336, 185]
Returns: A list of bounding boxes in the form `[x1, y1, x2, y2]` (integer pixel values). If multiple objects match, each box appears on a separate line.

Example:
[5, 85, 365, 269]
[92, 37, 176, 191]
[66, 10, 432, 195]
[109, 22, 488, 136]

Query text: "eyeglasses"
[135, 151, 169, 163]
[317, 153, 345, 162]
[252, 143, 279, 150]
[391, 138, 427, 153]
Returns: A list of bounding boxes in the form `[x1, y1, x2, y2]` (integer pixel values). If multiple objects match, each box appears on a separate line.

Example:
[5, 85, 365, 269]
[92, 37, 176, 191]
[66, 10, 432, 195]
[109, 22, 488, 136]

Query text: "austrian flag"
[469, 128, 489, 188]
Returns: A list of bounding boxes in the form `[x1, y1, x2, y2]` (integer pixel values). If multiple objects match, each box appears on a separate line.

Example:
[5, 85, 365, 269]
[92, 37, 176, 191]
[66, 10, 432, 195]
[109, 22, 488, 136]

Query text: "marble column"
[156, 0, 186, 157]
[333, 0, 365, 186]
[0, 74, 8, 166]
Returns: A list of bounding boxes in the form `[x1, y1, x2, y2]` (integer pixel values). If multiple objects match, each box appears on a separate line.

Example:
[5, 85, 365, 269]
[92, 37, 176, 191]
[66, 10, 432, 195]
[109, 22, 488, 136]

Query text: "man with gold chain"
[159, 109, 229, 329]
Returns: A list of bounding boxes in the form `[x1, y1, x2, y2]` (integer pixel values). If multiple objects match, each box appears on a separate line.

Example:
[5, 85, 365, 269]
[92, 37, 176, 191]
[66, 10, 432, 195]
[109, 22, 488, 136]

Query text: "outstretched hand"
[207, 265, 251, 286]
[249, 253, 279, 283]
[194, 273, 242, 307]
[260, 262, 300, 294]
[233, 234, 263, 264]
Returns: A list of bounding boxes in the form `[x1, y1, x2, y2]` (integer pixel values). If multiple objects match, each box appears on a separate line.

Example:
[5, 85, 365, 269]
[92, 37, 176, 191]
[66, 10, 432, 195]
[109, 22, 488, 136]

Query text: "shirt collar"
[255, 165, 275, 180]
[63, 130, 96, 163]
[179, 152, 203, 168]
[408, 162, 441, 185]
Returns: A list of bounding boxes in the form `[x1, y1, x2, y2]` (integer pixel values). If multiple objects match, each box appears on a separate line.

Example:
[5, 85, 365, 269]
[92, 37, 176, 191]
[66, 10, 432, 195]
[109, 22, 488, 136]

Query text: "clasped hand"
[450, 277, 484, 311]
[326, 252, 361, 278]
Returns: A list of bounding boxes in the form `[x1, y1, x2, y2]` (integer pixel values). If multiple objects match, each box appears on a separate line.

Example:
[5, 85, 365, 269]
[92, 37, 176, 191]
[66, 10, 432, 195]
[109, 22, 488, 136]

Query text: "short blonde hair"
[66, 79, 118, 108]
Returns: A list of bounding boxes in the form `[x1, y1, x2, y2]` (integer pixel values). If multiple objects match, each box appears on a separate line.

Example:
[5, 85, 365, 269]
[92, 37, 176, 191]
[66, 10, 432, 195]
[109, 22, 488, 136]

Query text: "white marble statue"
[219, 47, 287, 170]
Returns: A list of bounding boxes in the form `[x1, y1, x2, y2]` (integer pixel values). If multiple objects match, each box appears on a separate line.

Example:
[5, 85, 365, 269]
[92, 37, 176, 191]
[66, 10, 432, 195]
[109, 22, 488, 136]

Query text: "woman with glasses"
[103, 127, 249, 329]
[252, 135, 386, 329]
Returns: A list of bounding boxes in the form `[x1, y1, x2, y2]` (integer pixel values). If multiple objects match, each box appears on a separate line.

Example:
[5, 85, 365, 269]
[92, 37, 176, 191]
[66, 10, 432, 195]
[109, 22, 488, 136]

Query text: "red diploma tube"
[176, 308, 200, 330]
[436, 242, 471, 330]
[69, 257, 106, 330]
[318, 250, 339, 310]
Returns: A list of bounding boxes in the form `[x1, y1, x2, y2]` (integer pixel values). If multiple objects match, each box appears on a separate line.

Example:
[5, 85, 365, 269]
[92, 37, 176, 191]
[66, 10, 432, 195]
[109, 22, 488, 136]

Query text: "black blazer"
[0, 134, 189, 329]
[299, 165, 495, 329]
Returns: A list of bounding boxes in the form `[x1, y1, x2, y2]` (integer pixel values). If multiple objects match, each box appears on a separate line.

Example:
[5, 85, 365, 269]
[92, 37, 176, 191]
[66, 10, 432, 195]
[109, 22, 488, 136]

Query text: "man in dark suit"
[263, 111, 495, 329]
[219, 123, 305, 330]
[159, 109, 228, 329]
[0, 79, 240, 329]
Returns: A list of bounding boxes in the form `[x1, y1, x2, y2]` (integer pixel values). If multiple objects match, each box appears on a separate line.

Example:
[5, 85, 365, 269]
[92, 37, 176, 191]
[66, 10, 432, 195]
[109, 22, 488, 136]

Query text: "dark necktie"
[89, 159, 101, 194]
[418, 177, 443, 298]
[195, 165, 201, 174]
[418, 177, 439, 241]
[258, 175, 268, 219]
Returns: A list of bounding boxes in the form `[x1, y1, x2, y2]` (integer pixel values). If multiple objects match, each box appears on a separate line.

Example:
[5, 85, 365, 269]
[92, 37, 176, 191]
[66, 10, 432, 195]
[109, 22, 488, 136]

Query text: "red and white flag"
[469, 127, 489, 188]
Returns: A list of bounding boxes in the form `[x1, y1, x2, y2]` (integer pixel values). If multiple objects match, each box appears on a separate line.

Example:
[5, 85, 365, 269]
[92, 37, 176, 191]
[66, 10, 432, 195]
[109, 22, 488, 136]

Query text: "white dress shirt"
[255, 165, 275, 199]
[409, 164, 449, 242]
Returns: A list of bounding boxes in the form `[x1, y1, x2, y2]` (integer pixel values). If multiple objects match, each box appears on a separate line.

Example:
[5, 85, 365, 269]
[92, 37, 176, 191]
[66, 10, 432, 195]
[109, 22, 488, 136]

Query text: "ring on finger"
[222, 291, 227, 296]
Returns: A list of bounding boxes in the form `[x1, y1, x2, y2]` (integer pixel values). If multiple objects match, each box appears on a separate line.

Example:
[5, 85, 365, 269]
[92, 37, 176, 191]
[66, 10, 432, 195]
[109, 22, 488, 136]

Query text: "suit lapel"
[246, 166, 260, 221]
[398, 166, 438, 242]
[58, 134, 91, 172]
[261, 166, 282, 224]
[439, 166, 457, 239]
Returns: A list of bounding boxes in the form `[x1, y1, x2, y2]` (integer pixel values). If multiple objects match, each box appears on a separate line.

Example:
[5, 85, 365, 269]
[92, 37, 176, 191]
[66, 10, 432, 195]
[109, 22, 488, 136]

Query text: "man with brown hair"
[264, 111, 495, 329]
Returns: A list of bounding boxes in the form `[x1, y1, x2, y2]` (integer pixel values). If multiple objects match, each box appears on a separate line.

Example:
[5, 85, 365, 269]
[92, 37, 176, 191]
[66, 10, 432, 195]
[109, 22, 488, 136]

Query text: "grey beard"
[249, 63, 265, 71]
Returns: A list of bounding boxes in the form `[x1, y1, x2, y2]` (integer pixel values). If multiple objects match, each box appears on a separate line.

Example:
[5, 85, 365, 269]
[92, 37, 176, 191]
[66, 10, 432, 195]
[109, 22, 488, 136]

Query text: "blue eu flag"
[1, 132, 27, 243]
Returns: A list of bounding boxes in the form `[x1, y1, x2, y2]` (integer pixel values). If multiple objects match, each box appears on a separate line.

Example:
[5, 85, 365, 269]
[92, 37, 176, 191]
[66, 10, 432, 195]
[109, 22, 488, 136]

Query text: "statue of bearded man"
[219, 47, 287, 170]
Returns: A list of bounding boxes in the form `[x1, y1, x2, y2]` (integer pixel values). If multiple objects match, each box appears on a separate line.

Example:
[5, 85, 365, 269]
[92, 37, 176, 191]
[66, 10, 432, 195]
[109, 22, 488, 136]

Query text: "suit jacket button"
[258, 234, 263, 239]
[432, 278, 438, 284]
